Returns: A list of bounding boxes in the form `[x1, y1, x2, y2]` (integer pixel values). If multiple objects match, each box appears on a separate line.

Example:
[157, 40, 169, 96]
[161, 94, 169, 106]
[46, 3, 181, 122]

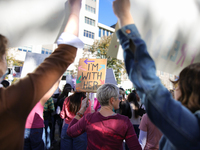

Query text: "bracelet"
[76, 112, 84, 118]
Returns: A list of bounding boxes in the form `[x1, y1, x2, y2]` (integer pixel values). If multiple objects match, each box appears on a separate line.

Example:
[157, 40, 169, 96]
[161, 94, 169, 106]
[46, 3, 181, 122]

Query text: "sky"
[98, 0, 117, 27]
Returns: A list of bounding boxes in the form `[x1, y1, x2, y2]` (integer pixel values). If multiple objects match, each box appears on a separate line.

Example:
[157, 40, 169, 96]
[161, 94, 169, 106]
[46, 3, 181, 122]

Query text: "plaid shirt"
[43, 97, 55, 120]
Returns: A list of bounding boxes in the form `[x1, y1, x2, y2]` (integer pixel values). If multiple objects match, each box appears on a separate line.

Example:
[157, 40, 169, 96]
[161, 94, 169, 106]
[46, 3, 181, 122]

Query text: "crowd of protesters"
[0, 0, 200, 150]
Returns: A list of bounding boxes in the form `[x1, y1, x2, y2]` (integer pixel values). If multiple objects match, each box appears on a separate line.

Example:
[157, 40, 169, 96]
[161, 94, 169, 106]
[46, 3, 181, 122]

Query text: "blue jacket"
[116, 24, 200, 150]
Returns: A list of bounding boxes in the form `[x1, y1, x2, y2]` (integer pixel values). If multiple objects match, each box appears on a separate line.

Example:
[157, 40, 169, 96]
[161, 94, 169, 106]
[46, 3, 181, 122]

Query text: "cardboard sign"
[76, 58, 107, 93]
[109, 0, 200, 75]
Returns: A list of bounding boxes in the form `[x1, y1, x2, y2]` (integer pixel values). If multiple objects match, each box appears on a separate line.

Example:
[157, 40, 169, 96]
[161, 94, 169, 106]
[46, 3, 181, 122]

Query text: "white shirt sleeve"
[57, 32, 84, 49]
[139, 130, 147, 150]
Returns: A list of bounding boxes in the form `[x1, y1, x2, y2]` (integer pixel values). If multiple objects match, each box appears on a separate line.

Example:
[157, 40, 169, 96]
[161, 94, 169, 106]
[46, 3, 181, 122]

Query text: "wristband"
[76, 112, 84, 118]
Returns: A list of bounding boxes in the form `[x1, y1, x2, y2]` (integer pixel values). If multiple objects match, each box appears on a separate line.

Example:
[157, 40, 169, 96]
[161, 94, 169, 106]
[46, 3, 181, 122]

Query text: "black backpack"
[138, 104, 146, 117]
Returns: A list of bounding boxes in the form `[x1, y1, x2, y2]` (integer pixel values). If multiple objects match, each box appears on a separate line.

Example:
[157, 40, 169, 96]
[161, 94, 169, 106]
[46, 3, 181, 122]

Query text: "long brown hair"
[127, 92, 140, 118]
[67, 92, 86, 114]
[171, 63, 200, 113]
[0, 34, 7, 60]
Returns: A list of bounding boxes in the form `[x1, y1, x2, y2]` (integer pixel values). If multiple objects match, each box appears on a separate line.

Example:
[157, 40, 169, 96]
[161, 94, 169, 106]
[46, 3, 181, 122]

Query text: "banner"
[0, 0, 69, 47]
[109, 0, 200, 75]
[76, 58, 107, 93]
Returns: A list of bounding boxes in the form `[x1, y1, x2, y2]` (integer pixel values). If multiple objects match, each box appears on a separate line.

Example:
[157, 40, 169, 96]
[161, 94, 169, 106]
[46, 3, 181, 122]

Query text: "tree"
[6, 48, 23, 67]
[85, 35, 125, 84]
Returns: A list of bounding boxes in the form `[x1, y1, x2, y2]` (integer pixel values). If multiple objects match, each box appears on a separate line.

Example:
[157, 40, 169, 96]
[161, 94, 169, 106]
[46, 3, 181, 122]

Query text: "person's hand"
[112, 0, 134, 27]
[113, 0, 131, 19]
[79, 97, 89, 113]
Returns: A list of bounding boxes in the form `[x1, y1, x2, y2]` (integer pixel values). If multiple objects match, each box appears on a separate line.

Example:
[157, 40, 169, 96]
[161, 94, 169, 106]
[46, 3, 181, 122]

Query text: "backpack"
[138, 104, 146, 117]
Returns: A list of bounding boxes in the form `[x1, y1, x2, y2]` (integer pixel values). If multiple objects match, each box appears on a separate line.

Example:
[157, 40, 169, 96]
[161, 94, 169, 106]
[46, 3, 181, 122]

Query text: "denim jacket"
[116, 24, 200, 150]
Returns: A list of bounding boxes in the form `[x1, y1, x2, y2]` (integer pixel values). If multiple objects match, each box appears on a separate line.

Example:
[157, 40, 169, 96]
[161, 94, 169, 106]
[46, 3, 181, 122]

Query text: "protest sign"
[0, 0, 70, 47]
[105, 68, 117, 85]
[109, 0, 200, 75]
[76, 58, 107, 93]
[21, 52, 49, 78]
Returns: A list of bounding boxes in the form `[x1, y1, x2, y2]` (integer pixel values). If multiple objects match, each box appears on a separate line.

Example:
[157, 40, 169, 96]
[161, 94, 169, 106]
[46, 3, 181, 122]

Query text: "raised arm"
[112, 0, 200, 149]
[2, 0, 83, 120]
[112, 0, 134, 28]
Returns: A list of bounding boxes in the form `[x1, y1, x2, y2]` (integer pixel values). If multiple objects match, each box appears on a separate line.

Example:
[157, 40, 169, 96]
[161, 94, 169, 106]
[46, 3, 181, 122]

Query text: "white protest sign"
[0, 0, 70, 48]
[21, 52, 49, 78]
[109, 0, 200, 75]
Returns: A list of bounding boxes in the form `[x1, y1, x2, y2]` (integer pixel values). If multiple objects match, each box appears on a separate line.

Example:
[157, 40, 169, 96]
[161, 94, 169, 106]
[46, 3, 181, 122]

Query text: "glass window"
[84, 30, 86, 36]
[18, 46, 32, 52]
[107, 31, 109, 36]
[41, 48, 52, 54]
[103, 29, 105, 36]
[89, 32, 91, 38]
[84, 30, 94, 39]
[99, 28, 101, 37]
[86, 31, 88, 37]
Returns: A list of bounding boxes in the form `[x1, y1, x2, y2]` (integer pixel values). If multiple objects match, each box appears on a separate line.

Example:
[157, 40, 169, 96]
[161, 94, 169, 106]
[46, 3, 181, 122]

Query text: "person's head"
[131, 90, 140, 102]
[63, 83, 72, 96]
[67, 92, 86, 114]
[97, 83, 119, 110]
[172, 63, 200, 113]
[1, 80, 10, 88]
[0, 35, 8, 81]
[119, 87, 125, 101]
[127, 92, 138, 103]
[127, 92, 140, 118]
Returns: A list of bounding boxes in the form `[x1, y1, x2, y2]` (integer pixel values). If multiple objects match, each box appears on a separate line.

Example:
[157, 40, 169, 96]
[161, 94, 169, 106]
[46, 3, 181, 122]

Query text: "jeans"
[133, 125, 140, 138]
[24, 128, 45, 150]
[44, 120, 51, 150]
[60, 123, 87, 150]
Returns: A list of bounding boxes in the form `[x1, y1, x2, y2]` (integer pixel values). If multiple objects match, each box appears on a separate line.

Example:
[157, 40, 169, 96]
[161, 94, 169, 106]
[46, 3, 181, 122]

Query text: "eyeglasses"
[118, 95, 123, 100]
[174, 82, 179, 90]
